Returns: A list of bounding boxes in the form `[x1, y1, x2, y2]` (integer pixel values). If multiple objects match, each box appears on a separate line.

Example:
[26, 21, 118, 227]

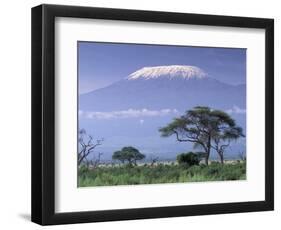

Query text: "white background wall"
[0, 0, 279, 228]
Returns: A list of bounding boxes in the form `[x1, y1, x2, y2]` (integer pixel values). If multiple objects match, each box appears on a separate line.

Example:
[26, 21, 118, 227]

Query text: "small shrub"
[177, 152, 201, 167]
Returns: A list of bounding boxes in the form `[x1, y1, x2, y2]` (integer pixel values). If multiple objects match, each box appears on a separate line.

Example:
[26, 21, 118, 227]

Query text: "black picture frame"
[31, 4, 274, 225]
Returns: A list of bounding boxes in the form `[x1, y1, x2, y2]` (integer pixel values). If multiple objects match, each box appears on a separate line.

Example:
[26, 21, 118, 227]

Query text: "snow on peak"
[127, 65, 207, 80]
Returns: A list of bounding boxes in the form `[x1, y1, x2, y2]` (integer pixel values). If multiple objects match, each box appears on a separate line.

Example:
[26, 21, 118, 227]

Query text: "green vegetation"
[176, 152, 201, 166]
[159, 106, 244, 165]
[78, 161, 246, 187]
[78, 106, 246, 187]
[112, 146, 145, 165]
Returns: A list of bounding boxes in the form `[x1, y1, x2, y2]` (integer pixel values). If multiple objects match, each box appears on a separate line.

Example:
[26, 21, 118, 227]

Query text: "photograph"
[77, 42, 247, 187]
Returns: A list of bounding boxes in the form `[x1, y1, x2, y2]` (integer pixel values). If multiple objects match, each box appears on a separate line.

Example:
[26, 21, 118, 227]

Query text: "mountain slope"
[79, 65, 245, 111]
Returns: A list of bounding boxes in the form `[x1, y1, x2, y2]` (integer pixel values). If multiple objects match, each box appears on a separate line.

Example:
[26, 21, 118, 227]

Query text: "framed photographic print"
[31, 4, 274, 225]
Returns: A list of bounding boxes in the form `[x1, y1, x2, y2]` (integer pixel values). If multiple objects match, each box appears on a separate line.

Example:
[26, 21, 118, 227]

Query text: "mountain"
[79, 65, 246, 111]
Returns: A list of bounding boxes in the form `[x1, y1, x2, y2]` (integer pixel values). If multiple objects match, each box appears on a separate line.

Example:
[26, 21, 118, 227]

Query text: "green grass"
[78, 161, 246, 187]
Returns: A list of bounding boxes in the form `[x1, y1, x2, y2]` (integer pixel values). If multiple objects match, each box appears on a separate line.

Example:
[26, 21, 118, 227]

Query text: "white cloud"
[79, 108, 179, 120]
[226, 105, 246, 114]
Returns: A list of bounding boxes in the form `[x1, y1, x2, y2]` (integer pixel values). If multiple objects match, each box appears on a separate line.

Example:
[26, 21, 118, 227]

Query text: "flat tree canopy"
[159, 106, 244, 165]
[112, 146, 145, 165]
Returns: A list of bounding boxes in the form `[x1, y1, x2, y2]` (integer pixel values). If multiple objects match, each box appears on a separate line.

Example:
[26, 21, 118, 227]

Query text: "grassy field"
[78, 161, 246, 187]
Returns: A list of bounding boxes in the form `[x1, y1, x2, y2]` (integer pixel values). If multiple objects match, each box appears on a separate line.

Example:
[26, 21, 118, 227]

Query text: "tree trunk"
[205, 152, 210, 165]
[219, 152, 224, 164]
[205, 136, 211, 165]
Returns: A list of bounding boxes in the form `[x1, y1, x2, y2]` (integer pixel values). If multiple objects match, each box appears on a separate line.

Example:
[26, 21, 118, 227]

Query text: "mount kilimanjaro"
[79, 65, 246, 112]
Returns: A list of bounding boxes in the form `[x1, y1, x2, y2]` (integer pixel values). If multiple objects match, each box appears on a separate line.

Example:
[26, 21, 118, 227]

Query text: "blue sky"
[78, 41, 246, 94]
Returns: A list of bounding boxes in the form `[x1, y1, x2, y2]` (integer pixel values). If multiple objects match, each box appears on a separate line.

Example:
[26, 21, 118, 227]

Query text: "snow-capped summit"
[127, 65, 207, 80]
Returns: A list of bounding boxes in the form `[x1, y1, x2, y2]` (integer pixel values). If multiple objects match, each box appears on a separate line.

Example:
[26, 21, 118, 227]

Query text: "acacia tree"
[159, 106, 244, 165]
[212, 126, 244, 164]
[159, 107, 214, 165]
[112, 150, 126, 164]
[78, 129, 104, 166]
[205, 109, 244, 164]
[112, 146, 145, 166]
